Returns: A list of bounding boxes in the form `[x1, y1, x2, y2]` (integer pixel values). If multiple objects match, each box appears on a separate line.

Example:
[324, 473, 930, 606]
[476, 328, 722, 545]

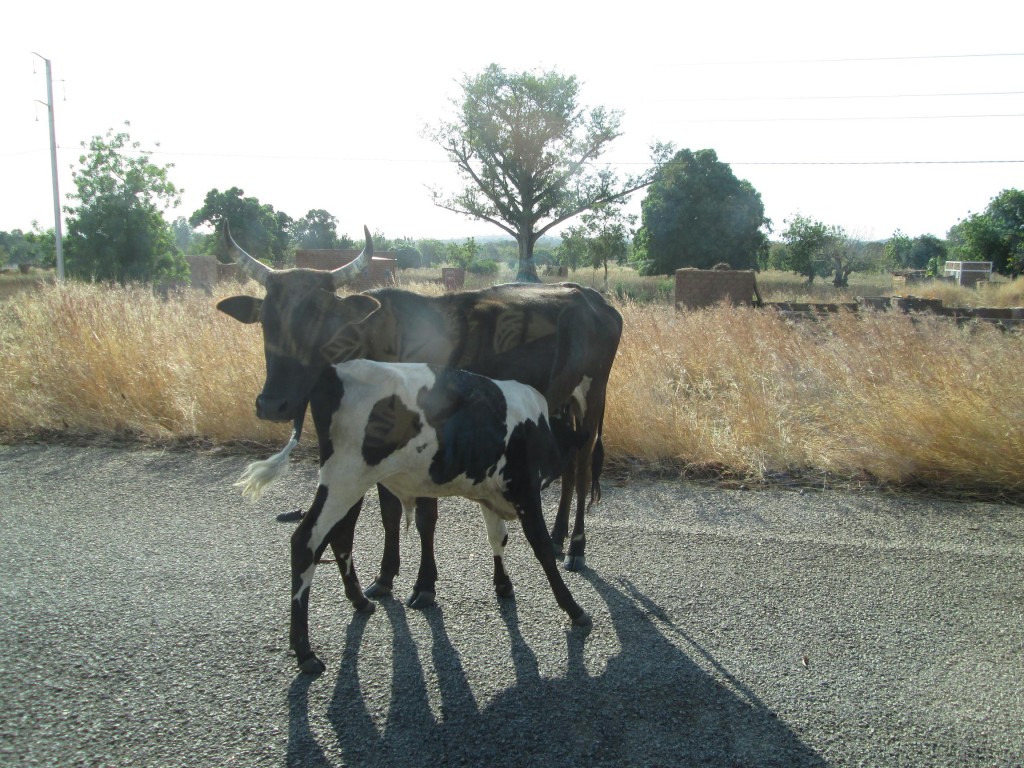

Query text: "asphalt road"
[1, 444, 1022, 767]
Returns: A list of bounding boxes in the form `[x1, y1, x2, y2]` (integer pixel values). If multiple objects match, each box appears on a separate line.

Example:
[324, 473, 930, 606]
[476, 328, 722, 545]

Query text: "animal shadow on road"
[286, 571, 825, 767]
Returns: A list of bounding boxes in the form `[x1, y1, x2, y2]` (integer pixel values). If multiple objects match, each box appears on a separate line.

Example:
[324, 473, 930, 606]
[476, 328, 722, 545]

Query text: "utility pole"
[32, 53, 64, 280]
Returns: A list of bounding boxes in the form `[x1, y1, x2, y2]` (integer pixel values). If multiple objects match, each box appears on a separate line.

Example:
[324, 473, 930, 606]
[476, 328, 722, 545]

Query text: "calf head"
[216, 224, 381, 422]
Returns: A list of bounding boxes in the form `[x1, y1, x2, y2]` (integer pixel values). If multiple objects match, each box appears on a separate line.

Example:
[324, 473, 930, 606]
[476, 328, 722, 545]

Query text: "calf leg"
[290, 485, 372, 675]
[480, 506, 514, 598]
[365, 484, 403, 598]
[408, 498, 439, 609]
[518, 496, 590, 627]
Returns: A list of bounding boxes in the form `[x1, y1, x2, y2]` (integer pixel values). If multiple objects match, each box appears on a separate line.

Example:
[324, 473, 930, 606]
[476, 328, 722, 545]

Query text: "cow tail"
[234, 412, 305, 502]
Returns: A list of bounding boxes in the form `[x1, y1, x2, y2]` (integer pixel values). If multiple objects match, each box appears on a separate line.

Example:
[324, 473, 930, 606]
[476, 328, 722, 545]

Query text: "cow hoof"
[563, 554, 586, 572]
[494, 583, 515, 599]
[406, 590, 436, 610]
[276, 508, 304, 523]
[571, 610, 592, 628]
[363, 581, 392, 599]
[298, 655, 326, 675]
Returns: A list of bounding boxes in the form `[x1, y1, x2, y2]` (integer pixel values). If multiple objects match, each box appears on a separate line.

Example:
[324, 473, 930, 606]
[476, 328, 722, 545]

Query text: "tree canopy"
[947, 188, 1024, 276]
[0, 227, 52, 268]
[425, 63, 657, 282]
[189, 187, 292, 266]
[63, 124, 186, 283]
[633, 148, 769, 275]
[886, 229, 948, 273]
[289, 209, 354, 250]
[778, 214, 844, 284]
[558, 204, 634, 291]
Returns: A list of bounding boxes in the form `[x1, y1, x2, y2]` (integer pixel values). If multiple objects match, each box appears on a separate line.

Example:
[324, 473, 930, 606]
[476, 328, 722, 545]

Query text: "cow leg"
[480, 505, 514, 598]
[290, 485, 372, 675]
[326, 497, 375, 613]
[517, 496, 590, 627]
[408, 498, 439, 609]
[365, 484, 402, 598]
[550, 462, 574, 558]
[563, 451, 590, 572]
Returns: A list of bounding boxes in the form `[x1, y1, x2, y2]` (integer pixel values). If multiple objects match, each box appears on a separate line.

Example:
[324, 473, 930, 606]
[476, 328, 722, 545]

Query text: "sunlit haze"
[3, 1, 1022, 244]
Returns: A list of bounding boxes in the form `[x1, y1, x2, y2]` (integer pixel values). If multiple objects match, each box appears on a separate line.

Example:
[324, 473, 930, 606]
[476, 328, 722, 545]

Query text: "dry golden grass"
[1, 280, 1022, 495]
[908, 276, 1024, 309]
[0, 281, 278, 446]
[606, 301, 1023, 493]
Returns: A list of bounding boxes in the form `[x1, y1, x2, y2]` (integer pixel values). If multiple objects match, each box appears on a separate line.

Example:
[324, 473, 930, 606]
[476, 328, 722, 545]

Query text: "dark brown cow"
[217, 224, 622, 607]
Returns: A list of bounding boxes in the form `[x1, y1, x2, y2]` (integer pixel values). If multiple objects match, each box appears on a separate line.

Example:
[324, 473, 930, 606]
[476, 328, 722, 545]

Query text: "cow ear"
[336, 293, 381, 324]
[216, 295, 262, 324]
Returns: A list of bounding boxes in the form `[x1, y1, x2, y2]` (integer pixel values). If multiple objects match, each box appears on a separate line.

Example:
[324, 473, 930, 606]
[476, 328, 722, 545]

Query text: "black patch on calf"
[501, 416, 565, 506]
[418, 367, 508, 485]
[292, 484, 329, 579]
[362, 395, 423, 466]
[310, 369, 345, 466]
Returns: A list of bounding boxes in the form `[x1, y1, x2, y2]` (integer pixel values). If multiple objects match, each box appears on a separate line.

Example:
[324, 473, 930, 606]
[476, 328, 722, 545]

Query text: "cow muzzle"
[255, 395, 299, 423]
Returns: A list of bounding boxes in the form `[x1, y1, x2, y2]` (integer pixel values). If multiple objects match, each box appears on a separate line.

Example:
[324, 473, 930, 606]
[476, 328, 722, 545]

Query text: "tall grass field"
[1, 273, 1022, 496]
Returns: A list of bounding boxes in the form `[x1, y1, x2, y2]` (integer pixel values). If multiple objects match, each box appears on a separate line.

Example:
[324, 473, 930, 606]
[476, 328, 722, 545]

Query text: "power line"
[677, 51, 1024, 66]
[647, 90, 1024, 104]
[10, 143, 1022, 169]
[611, 158, 1024, 167]
[729, 159, 1024, 166]
[667, 113, 1024, 124]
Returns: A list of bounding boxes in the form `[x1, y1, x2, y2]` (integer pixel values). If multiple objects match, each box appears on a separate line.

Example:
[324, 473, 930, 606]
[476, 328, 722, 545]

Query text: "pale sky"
[2, 1, 1022, 244]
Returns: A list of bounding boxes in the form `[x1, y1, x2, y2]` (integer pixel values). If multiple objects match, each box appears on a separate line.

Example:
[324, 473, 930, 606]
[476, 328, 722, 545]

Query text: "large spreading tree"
[63, 124, 186, 283]
[189, 187, 292, 266]
[425, 63, 659, 282]
[289, 209, 354, 250]
[633, 148, 770, 274]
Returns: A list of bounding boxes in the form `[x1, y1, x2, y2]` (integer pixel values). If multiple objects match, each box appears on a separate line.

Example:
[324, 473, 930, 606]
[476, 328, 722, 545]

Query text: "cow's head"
[217, 224, 381, 422]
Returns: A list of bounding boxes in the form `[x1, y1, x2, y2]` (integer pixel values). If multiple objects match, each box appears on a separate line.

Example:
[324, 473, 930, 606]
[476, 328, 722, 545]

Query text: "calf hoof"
[494, 582, 515, 599]
[363, 580, 393, 599]
[276, 508, 304, 523]
[353, 598, 377, 615]
[298, 654, 326, 675]
[406, 590, 436, 610]
[563, 554, 586, 572]
[571, 610, 592, 628]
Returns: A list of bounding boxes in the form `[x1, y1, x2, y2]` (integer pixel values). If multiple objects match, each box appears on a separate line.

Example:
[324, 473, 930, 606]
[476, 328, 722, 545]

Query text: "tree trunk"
[832, 266, 852, 288]
[515, 236, 540, 283]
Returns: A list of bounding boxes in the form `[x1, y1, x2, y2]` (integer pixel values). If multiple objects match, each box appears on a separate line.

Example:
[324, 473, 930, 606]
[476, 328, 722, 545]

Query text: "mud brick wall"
[294, 250, 397, 289]
[675, 268, 760, 310]
[441, 267, 465, 291]
[217, 263, 243, 283]
[186, 255, 218, 292]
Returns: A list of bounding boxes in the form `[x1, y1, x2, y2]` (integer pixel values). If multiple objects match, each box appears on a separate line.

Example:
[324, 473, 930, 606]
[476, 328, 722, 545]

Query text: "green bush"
[468, 259, 500, 275]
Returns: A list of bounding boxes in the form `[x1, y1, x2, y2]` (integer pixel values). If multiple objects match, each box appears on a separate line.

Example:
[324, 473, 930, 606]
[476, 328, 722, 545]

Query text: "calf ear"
[216, 295, 262, 324]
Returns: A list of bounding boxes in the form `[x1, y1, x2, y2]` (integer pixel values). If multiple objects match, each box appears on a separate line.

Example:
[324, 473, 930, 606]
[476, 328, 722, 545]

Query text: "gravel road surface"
[1, 444, 1021, 767]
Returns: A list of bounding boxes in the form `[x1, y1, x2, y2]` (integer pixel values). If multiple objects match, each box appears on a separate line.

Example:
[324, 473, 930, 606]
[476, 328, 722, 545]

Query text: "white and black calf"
[234, 359, 591, 674]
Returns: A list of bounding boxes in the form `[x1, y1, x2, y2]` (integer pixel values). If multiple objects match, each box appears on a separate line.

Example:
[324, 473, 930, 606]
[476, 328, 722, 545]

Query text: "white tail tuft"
[234, 433, 298, 501]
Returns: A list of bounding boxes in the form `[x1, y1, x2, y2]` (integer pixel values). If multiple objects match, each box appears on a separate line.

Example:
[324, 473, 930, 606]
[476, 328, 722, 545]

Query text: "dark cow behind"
[234, 359, 591, 674]
[217, 224, 622, 607]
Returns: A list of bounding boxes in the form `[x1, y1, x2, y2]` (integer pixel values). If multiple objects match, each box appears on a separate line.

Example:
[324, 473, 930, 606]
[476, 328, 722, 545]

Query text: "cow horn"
[223, 220, 272, 286]
[330, 226, 373, 289]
